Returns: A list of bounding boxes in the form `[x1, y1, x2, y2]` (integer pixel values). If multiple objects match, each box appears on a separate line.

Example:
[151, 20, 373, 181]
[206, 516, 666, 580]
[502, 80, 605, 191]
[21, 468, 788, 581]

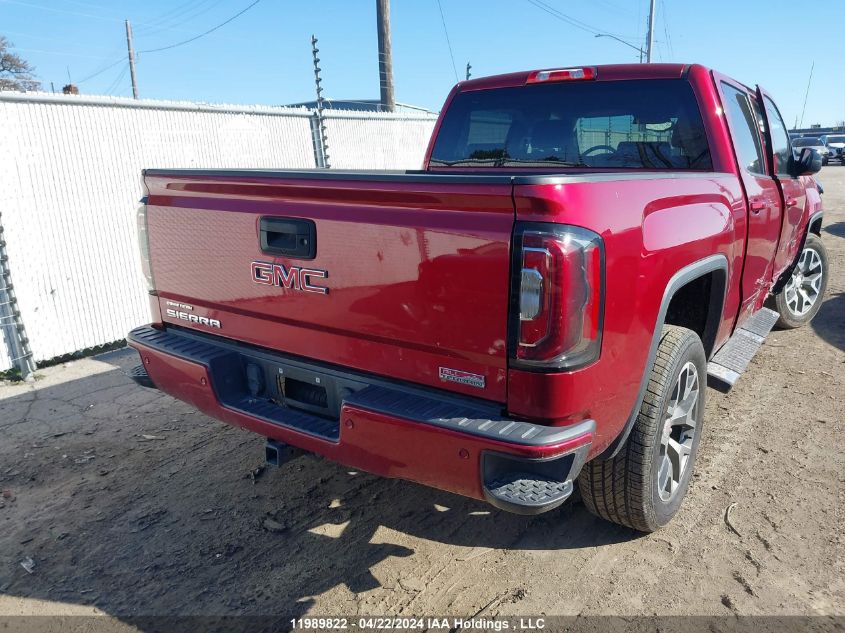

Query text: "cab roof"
[458, 63, 698, 92]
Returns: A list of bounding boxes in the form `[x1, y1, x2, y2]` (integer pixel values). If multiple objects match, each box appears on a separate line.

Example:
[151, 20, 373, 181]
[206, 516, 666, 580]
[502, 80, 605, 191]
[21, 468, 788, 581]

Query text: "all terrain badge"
[438, 367, 485, 389]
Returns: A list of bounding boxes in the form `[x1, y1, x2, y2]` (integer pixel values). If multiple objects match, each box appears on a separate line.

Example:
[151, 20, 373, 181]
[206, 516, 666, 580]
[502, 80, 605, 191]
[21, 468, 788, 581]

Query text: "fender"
[808, 210, 824, 236]
[600, 253, 729, 460]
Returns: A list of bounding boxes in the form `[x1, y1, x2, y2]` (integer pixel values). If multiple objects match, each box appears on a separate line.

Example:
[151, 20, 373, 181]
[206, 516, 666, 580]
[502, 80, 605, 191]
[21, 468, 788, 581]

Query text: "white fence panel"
[325, 111, 437, 170]
[0, 94, 439, 370]
[0, 332, 11, 372]
[0, 93, 316, 366]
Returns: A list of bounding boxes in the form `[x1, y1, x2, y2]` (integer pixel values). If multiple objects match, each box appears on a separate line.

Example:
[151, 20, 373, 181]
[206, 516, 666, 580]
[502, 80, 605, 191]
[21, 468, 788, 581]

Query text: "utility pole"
[375, 0, 395, 112]
[125, 19, 138, 99]
[466, 62, 471, 81]
[645, 0, 656, 63]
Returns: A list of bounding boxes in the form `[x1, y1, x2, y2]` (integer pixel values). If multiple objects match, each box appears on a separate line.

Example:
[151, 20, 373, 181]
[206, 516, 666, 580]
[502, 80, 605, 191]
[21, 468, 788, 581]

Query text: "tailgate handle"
[259, 217, 316, 259]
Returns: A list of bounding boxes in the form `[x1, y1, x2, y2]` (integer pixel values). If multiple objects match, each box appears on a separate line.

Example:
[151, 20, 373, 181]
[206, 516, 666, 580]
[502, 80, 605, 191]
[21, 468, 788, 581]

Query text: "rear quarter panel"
[510, 173, 746, 456]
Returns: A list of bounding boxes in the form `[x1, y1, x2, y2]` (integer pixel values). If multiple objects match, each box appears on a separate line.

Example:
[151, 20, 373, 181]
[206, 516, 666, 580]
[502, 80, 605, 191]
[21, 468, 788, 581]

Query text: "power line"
[799, 61, 814, 128]
[104, 62, 129, 95]
[134, 0, 227, 37]
[160, 0, 229, 32]
[590, 0, 636, 17]
[76, 57, 125, 84]
[61, 0, 126, 14]
[13, 47, 116, 60]
[525, 0, 595, 34]
[135, 0, 210, 32]
[2, 0, 241, 37]
[138, 0, 263, 54]
[660, 0, 674, 60]
[528, 0, 602, 35]
[46, 1, 243, 84]
[1, 0, 125, 24]
[524, 0, 631, 39]
[66, 39, 132, 86]
[435, 0, 459, 83]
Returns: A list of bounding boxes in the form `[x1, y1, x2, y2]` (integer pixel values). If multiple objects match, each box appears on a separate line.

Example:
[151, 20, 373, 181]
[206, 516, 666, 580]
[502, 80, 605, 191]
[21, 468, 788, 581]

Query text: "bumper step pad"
[485, 475, 574, 515]
[480, 447, 587, 515]
[707, 307, 779, 391]
[126, 364, 156, 389]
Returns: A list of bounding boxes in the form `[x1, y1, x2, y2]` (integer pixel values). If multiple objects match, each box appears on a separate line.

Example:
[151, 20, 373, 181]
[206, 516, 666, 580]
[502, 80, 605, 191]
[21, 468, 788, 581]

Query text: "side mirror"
[790, 147, 823, 176]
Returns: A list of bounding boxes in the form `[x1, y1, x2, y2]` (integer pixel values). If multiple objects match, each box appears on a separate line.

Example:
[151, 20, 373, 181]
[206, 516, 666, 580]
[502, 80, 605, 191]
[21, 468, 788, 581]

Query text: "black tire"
[578, 326, 706, 532]
[769, 233, 829, 329]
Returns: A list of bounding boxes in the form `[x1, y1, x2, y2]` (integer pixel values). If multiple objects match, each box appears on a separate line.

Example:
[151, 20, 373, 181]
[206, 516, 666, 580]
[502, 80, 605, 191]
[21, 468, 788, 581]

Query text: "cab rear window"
[430, 79, 712, 170]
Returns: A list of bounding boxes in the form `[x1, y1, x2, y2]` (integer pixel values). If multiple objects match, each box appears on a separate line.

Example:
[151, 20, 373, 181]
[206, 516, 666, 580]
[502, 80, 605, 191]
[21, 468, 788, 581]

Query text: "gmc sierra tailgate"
[142, 170, 515, 402]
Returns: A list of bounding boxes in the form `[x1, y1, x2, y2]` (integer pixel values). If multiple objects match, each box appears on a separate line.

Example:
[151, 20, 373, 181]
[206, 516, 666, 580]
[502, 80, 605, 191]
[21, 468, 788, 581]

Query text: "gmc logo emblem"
[251, 261, 329, 294]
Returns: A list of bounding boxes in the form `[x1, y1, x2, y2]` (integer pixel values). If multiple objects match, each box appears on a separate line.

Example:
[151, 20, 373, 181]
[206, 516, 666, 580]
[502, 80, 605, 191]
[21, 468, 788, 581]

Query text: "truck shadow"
[810, 292, 845, 351]
[0, 351, 640, 627]
[823, 221, 845, 238]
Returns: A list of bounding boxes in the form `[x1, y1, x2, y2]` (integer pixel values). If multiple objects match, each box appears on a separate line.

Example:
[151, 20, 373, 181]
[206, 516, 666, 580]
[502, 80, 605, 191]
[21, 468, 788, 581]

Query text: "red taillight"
[526, 67, 597, 84]
[512, 224, 604, 370]
[137, 197, 155, 292]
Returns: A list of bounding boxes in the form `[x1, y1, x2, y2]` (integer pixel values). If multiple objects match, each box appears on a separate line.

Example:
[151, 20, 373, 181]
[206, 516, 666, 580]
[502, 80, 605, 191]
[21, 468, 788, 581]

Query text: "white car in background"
[792, 137, 831, 164]
[819, 134, 845, 164]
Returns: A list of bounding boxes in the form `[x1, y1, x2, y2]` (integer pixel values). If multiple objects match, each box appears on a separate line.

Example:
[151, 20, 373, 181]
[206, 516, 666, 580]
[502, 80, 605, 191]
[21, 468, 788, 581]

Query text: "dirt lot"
[1, 168, 843, 626]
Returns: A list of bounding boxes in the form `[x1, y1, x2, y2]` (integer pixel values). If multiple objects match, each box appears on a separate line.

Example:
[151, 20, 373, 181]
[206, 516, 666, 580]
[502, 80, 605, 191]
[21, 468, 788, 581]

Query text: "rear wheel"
[770, 233, 828, 329]
[578, 326, 706, 532]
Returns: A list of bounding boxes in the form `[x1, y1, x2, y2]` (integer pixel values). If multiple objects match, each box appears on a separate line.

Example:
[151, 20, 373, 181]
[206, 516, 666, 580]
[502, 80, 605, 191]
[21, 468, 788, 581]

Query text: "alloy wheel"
[784, 246, 824, 317]
[657, 361, 700, 502]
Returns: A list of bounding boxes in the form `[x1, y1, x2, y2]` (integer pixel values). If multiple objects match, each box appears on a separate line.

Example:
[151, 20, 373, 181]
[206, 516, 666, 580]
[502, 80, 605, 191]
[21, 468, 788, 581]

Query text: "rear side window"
[430, 79, 712, 170]
[721, 83, 766, 175]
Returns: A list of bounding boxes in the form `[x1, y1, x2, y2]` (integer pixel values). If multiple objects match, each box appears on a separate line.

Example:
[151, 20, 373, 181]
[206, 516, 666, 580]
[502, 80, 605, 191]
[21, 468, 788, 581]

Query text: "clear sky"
[2, 0, 844, 127]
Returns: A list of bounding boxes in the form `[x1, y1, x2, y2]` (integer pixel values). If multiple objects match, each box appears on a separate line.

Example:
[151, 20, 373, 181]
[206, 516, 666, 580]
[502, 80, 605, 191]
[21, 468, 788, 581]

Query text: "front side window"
[763, 96, 792, 175]
[430, 79, 712, 170]
[721, 83, 766, 175]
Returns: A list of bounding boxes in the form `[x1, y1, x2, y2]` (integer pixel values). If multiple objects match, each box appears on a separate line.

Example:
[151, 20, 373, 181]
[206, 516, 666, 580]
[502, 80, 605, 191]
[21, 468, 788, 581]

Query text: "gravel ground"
[0, 168, 843, 626]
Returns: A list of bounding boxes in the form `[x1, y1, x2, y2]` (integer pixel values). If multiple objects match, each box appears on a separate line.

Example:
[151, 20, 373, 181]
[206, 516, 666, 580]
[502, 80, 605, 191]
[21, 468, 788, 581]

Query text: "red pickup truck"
[128, 63, 828, 532]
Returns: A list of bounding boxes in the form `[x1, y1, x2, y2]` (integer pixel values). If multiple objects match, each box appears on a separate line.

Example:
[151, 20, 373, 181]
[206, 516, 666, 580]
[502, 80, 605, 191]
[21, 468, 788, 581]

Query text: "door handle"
[785, 197, 798, 208]
[259, 217, 317, 259]
[750, 200, 766, 213]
